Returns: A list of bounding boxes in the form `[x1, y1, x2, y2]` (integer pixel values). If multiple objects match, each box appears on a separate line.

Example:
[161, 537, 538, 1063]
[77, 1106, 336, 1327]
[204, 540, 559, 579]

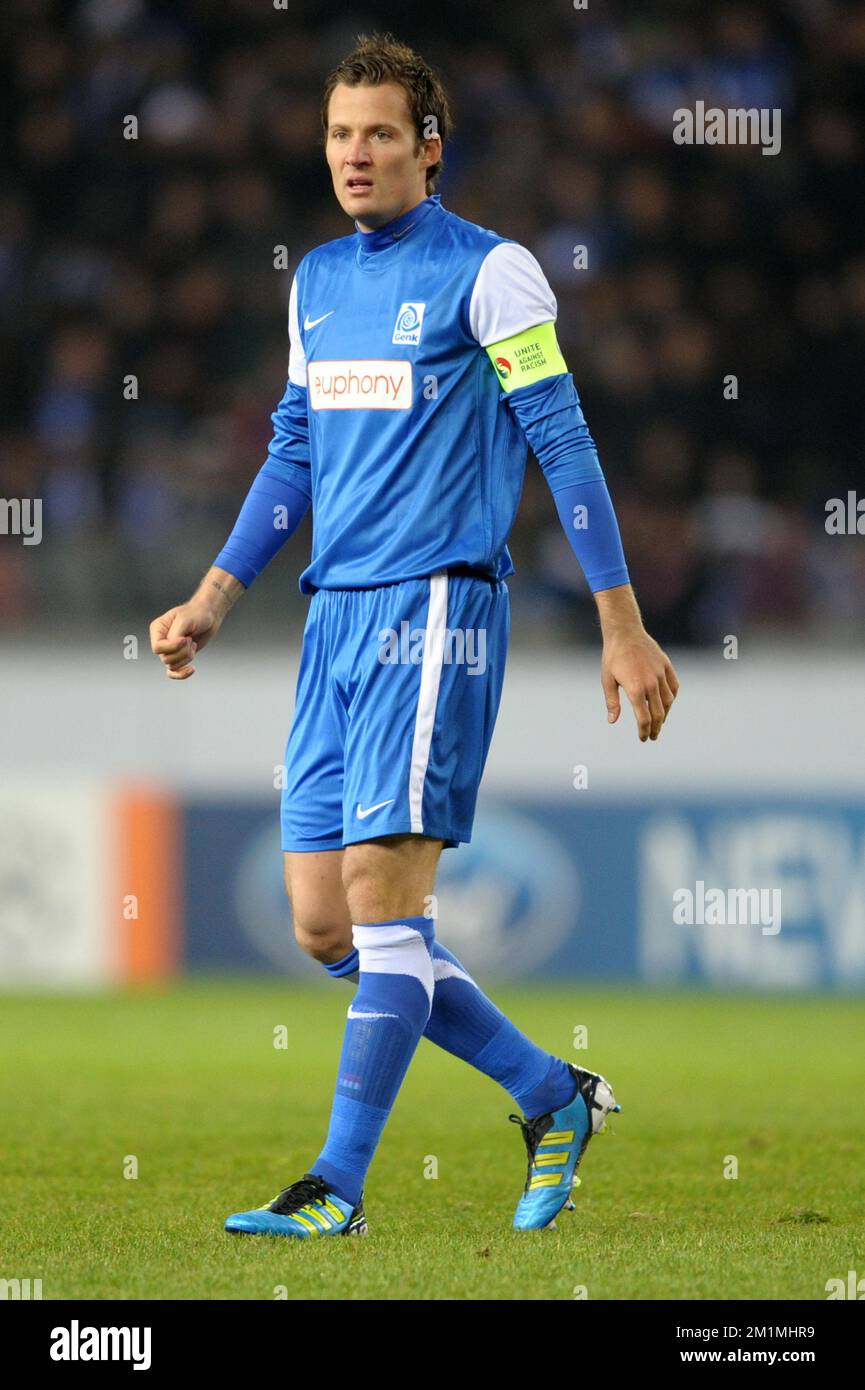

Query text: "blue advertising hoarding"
[182, 797, 865, 990]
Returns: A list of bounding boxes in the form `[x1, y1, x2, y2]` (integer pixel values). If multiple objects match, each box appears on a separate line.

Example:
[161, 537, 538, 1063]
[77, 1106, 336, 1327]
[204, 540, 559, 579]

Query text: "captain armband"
[484, 321, 567, 392]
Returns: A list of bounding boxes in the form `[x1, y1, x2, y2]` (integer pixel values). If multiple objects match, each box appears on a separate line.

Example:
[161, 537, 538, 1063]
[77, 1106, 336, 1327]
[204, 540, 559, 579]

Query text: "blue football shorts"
[280, 568, 510, 852]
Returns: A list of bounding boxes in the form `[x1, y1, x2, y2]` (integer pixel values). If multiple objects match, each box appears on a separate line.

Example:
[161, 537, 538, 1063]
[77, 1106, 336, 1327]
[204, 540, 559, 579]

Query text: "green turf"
[1, 980, 862, 1300]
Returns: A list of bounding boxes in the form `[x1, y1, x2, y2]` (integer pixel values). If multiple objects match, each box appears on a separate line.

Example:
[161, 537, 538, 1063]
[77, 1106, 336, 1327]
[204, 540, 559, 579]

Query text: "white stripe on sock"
[433, 958, 477, 988]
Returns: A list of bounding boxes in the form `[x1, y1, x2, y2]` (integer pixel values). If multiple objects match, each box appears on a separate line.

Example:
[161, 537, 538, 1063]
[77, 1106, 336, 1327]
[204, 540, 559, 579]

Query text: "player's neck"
[354, 193, 438, 251]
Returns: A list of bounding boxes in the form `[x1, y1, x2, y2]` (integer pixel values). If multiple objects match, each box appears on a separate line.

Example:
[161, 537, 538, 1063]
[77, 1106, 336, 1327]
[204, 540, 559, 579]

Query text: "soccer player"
[150, 34, 679, 1235]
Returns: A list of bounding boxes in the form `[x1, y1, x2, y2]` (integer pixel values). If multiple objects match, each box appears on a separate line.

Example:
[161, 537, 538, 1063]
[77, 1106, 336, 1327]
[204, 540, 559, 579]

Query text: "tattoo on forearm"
[208, 578, 237, 607]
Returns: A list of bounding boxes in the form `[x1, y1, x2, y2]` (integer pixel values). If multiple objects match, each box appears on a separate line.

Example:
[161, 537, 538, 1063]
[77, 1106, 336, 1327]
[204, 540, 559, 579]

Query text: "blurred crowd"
[1, 0, 864, 645]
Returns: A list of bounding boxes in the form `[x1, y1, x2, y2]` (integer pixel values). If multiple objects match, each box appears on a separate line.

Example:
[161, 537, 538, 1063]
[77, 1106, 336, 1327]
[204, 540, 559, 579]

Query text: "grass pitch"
[1, 980, 862, 1300]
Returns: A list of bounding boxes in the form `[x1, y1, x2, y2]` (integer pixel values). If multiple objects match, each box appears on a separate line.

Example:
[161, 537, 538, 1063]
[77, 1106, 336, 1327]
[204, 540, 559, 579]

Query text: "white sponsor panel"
[0, 783, 114, 987]
[307, 359, 412, 410]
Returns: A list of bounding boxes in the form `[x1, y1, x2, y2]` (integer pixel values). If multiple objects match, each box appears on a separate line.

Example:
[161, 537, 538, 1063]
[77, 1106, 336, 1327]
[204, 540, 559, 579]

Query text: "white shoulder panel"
[468, 241, 558, 347]
[288, 274, 307, 387]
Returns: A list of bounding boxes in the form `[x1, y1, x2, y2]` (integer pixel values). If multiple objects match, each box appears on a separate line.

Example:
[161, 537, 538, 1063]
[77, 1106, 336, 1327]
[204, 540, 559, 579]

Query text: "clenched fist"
[150, 568, 244, 679]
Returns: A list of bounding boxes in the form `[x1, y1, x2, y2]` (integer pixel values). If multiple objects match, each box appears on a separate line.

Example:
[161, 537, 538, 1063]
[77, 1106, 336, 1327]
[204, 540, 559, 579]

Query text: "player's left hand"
[601, 628, 679, 741]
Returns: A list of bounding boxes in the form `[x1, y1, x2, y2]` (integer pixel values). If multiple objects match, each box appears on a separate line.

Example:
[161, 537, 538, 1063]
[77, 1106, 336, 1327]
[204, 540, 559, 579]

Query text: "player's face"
[325, 81, 439, 230]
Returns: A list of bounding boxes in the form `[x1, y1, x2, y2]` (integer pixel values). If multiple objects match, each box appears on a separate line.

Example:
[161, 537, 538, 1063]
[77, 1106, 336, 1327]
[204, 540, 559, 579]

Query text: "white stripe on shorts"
[408, 570, 449, 834]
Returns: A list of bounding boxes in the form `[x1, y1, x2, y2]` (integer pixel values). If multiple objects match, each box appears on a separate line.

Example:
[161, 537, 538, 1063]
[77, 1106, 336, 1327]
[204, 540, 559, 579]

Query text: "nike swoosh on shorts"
[356, 799, 395, 819]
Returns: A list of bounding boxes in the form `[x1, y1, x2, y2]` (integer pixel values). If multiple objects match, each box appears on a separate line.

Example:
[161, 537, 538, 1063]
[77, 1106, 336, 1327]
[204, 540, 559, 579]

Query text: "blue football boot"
[509, 1063, 621, 1231]
[225, 1172, 368, 1238]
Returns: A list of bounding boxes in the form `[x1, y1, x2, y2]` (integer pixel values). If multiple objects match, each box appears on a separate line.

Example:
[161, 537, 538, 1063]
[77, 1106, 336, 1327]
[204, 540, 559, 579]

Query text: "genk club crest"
[392, 301, 426, 345]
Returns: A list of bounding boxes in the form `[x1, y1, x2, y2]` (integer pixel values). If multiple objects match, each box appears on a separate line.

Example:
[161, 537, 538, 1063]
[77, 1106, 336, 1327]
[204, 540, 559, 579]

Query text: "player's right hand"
[149, 599, 222, 680]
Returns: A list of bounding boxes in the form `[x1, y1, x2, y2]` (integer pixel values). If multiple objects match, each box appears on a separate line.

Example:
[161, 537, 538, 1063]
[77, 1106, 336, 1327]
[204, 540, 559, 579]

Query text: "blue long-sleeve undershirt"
[548, 478, 631, 592]
[505, 372, 630, 593]
[212, 457, 310, 588]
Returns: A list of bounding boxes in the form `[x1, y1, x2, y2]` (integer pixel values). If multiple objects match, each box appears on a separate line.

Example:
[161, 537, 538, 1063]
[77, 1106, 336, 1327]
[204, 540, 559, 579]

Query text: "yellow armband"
[484, 320, 567, 392]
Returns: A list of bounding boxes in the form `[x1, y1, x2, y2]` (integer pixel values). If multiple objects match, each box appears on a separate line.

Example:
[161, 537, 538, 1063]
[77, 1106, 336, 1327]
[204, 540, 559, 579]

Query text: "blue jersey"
[265, 193, 603, 593]
[210, 195, 630, 857]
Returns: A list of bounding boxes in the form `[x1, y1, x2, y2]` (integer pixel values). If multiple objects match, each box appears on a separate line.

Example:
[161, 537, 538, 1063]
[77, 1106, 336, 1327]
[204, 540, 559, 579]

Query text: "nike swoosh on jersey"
[304, 311, 334, 329]
[356, 799, 395, 819]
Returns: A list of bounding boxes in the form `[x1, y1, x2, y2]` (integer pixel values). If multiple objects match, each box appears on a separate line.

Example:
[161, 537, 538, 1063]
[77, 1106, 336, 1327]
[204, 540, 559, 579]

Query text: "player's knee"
[292, 912, 352, 963]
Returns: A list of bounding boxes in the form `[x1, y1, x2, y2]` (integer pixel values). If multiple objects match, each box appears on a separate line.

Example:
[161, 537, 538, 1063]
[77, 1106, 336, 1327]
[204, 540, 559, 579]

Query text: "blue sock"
[312, 916, 434, 1207]
[323, 939, 576, 1120]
